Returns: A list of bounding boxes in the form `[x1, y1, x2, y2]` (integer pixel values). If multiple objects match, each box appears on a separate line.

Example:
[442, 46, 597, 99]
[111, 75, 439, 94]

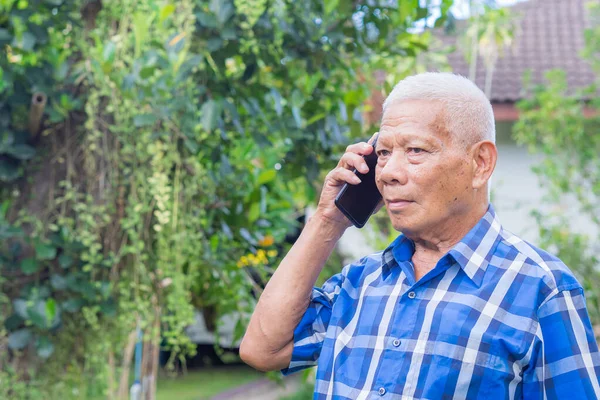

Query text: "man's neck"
[408, 202, 489, 281]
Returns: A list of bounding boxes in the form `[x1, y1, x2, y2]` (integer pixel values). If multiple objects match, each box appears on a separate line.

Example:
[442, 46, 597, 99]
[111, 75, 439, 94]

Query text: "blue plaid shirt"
[282, 205, 600, 399]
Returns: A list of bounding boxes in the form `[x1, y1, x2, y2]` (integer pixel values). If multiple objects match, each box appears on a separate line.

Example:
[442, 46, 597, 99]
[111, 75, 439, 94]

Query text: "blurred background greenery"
[0, 0, 597, 399]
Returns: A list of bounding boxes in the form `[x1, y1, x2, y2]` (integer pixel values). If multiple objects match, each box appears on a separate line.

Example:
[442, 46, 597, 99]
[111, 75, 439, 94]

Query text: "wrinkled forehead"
[379, 99, 452, 143]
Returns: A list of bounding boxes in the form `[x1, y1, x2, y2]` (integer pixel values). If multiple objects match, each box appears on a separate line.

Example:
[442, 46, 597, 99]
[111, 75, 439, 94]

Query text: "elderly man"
[239, 73, 600, 399]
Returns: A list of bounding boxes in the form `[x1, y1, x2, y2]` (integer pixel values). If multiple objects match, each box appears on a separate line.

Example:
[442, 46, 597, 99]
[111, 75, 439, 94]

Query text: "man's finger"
[339, 152, 369, 174]
[344, 141, 374, 157]
[368, 131, 379, 145]
[328, 167, 361, 185]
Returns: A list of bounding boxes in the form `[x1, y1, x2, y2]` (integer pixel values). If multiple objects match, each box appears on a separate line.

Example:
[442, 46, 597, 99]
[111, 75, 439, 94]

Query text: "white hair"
[382, 72, 496, 145]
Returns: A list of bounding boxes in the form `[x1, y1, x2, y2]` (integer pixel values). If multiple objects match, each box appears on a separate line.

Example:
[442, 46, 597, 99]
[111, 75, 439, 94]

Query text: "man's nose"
[378, 153, 408, 186]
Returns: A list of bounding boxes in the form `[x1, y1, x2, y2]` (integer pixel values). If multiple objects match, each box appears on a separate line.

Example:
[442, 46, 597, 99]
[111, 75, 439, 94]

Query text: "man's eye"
[408, 147, 425, 154]
[376, 149, 390, 157]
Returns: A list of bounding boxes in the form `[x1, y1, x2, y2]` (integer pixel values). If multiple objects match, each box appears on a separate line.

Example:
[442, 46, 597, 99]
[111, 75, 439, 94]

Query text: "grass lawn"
[156, 364, 265, 400]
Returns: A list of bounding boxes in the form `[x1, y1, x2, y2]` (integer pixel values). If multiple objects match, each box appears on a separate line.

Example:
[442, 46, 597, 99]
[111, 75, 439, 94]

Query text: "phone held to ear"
[334, 135, 382, 228]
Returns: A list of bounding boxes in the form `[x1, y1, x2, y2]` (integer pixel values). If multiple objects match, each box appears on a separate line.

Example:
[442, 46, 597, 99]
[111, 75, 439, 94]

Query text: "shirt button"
[393, 339, 401, 347]
[378, 387, 386, 396]
[408, 291, 416, 299]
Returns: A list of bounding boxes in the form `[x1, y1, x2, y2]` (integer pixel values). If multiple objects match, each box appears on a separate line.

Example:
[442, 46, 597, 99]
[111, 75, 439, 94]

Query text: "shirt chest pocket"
[411, 310, 530, 400]
[401, 331, 502, 398]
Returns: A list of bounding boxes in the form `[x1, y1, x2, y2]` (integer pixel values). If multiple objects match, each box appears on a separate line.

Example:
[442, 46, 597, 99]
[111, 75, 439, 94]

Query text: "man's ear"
[470, 141, 497, 190]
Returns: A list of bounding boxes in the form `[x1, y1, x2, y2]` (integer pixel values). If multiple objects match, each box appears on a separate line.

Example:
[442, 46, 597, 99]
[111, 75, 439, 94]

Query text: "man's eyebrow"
[377, 134, 441, 146]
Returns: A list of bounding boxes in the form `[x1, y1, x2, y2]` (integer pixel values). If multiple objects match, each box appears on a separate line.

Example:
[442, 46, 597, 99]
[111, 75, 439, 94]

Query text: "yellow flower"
[256, 249, 268, 264]
[267, 250, 278, 258]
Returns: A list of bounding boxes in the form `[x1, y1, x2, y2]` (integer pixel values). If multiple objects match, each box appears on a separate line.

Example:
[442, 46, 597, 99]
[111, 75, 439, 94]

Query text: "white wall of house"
[491, 121, 545, 242]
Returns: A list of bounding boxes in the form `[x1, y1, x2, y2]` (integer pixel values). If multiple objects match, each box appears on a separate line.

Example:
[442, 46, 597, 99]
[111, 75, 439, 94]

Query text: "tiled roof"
[439, 0, 597, 102]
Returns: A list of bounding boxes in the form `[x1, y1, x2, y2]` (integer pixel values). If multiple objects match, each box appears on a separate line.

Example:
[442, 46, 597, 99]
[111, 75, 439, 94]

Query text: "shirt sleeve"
[522, 287, 600, 399]
[280, 270, 345, 376]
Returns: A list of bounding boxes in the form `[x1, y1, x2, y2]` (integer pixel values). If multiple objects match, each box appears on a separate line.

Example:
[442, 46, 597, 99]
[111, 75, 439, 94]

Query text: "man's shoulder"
[342, 250, 386, 278]
[496, 228, 583, 297]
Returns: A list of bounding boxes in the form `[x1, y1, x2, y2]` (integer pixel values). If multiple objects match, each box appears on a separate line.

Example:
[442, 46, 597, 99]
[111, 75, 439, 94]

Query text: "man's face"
[375, 100, 475, 236]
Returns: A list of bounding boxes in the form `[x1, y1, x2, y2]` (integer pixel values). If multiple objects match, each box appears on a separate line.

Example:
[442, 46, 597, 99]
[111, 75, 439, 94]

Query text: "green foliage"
[513, 2, 600, 326]
[0, 0, 80, 182]
[532, 212, 600, 325]
[0, 0, 452, 397]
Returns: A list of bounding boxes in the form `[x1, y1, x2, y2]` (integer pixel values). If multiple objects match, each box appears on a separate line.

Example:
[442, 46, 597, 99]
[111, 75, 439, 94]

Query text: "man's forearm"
[240, 211, 346, 368]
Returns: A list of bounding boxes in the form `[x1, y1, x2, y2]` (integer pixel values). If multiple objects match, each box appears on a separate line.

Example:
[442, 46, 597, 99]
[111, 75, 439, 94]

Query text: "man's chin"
[388, 211, 412, 230]
[388, 215, 425, 237]
[390, 219, 412, 235]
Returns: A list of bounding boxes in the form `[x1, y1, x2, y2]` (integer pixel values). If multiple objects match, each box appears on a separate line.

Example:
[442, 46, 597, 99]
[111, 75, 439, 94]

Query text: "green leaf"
[98, 281, 111, 299]
[133, 12, 152, 58]
[210, 234, 219, 252]
[6, 144, 35, 160]
[62, 298, 84, 313]
[324, 0, 340, 15]
[37, 286, 51, 300]
[35, 336, 54, 359]
[221, 221, 232, 239]
[45, 298, 57, 323]
[221, 27, 236, 40]
[400, 0, 417, 20]
[195, 11, 218, 28]
[19, 32, 36, 51]
[248, 202, 260, 223]
[210, 0, 234, 25]
[8, 329, 32, 350]
[0, 224, 22, 239]
[201, 100, 220, 132]
[269, 89, 282, 115]
[0, 131, 14, 150]
[239, 228, 256, 245]
[184, 139, 199, 154]
[100, 299, 116, 317]
[257, 169, 277, 185]
[35, 241, 56, 260]
[0, 199, 9, 217]
[13, 299, 28, 319]
[416, 6, 429, 20]
[166, 32, 186, 54]
[233, 317, 246, 342]
[0, 160, 20, 181]
[159, 4, 176, 22]
[103, 41, 116, 63]
[20, 258, 39, 275]
[0, 28, 12, 44]
[50, 274, 67, 290]
[133, 114, 158, 127]
[4, 314, 23, 331]
[29, 301, 48, 328]
[306, 112, 326, 126]
[291, 106, 302, 128]
[58, 253, 74, 268]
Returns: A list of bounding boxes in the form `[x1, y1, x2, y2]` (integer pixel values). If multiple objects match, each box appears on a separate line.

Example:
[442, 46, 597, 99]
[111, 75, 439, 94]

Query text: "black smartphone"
[334, 135, 382, 228]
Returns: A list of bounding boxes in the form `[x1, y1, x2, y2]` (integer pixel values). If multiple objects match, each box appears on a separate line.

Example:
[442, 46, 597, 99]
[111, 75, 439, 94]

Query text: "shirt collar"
[381, 204, 503, 287]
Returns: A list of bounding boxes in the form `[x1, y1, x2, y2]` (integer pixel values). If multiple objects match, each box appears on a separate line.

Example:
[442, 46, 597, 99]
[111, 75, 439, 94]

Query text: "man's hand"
[316, 132, 379, 227]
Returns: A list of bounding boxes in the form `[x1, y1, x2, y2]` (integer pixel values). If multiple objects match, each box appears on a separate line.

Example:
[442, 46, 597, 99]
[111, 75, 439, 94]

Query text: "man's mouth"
[385, 199, 413, 210]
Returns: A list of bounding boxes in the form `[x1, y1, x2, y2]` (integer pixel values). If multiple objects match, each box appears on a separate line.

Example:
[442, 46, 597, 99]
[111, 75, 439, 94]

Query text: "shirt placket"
[370, 258, 455, 397]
